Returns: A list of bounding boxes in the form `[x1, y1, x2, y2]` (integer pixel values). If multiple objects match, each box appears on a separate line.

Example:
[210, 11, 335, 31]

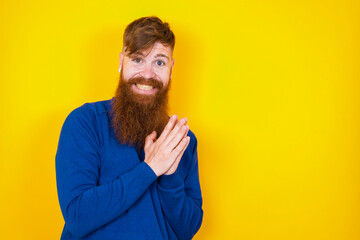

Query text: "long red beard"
[110, 71, 170, 150]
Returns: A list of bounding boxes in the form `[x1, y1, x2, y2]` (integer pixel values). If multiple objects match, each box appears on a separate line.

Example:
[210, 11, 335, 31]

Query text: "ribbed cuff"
[158, 171, 184, 189]
[137, 161, 158, 182]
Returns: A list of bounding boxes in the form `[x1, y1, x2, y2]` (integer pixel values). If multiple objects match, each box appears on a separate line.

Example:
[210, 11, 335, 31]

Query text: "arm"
[142, 116, 203, 239]
[55, 107, 157, 238]
[157, 137, 203, 240]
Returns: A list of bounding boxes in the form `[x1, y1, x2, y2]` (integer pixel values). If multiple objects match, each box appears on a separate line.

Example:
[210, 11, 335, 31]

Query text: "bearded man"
[55, 16, 203, 240]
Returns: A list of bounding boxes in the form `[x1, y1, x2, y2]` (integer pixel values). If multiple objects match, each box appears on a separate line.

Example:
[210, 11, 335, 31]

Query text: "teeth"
[136, 84, 153, 90]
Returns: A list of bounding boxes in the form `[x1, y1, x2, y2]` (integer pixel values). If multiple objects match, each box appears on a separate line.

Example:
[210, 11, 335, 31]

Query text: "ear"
[170, 58, 175, 77]
[119, 52, 124, 72]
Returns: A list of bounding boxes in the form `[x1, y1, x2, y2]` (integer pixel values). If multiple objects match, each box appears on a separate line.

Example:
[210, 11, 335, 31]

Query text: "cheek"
[122, 68, 138, 80]
[159, 75, 170, 87]
[156, 68, 171, 81]
[121, 61, 141, 79]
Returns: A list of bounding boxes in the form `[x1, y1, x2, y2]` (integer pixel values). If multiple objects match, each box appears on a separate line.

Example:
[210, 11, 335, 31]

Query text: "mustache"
[127, 77, 163, 89]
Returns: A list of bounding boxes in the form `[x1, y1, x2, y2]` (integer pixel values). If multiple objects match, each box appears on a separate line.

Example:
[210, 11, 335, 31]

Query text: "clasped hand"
[144, 115, 190, 177]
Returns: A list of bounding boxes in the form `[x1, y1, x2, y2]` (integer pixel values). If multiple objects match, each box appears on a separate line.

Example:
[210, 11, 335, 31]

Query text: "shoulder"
[176, 128, 199, 180]
[60, 99, 112, 140]
[187, 129, 198, 154]
[64, 99, 112, 125]
[67, 99, 111, 119]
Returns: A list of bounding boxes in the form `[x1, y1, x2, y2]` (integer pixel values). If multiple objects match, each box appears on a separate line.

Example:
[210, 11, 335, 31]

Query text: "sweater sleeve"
[55, 106, 157, 238]
[157, 136, 203, 240]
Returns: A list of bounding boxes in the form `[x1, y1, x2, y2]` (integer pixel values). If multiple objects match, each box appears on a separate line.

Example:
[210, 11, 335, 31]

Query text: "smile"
[136, 84, 154, 90]
[131, 83, 158, 95]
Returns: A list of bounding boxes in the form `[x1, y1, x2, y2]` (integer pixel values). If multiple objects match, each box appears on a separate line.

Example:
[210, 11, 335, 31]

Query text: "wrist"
[145, 160, 161, 177]
[158, 172, 183, 189]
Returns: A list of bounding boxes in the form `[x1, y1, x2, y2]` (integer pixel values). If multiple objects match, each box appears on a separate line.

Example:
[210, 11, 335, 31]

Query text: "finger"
[171, 136, 189, 158]
[167, 124, 189, 151]
[174, 136, 190, 163]
[179, 136, 190, 158]
[184, 125, 189, 138]
[179, 125, 190, 148]
[144, 131, 157, 151]
[165, 155, 181, 175]
[157, 115, 178, 145]
[163, 117, 187, 147]
[163, 136, 190, 175]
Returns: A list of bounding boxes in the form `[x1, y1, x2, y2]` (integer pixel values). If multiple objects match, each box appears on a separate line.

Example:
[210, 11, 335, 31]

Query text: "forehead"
[126, 42, 173, 59]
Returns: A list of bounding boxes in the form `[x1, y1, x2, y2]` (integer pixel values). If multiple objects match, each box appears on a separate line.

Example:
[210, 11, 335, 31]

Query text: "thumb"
[144, 131, 157, 150]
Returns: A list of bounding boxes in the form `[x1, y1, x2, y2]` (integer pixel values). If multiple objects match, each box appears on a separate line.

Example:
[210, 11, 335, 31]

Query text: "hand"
[163, 123, 190, 175]
[144, 115, 190, 177]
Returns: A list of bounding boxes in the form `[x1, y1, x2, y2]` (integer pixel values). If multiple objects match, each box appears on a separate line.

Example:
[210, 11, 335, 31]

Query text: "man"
[56, 16, 203, 240]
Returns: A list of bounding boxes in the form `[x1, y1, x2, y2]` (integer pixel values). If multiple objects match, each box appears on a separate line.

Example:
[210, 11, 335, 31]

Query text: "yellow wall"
[1, 0, 359, 239]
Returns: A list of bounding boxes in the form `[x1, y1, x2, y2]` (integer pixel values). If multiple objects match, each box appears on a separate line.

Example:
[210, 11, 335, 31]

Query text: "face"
[119, 41, 174, 97]
[112, 42, 174, 148]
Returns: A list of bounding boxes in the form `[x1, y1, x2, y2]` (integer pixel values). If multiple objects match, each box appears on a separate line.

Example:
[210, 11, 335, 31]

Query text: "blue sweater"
[55, 99, 203, 240]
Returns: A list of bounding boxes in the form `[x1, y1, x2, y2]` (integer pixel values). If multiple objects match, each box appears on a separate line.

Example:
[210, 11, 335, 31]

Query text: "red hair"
[123, 16, 175, 55]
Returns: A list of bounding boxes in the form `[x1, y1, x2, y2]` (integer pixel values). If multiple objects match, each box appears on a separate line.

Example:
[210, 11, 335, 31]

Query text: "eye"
[156, 60, 165, 66]
[132, 58, 142, 63]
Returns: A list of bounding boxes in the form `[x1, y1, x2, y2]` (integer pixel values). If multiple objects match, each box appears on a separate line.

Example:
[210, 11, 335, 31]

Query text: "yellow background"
[1, 0, 359, 239]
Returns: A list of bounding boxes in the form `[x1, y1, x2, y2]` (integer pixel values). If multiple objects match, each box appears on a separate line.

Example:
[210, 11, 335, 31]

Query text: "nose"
[139, 63, 156, 79]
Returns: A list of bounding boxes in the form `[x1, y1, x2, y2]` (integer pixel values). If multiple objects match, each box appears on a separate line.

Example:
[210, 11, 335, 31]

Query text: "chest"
[97, 123, 190, 185]
[98, 134, 141, 185]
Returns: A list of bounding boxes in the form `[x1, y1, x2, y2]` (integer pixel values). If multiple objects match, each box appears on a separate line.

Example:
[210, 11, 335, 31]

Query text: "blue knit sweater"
[55, 99, 203, 239]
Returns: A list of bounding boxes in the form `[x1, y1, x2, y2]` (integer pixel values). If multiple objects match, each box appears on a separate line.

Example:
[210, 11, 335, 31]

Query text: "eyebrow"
[128, 52, 170, 60]
[154, 53, 170, 60]
[129, 52, 144, 57]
